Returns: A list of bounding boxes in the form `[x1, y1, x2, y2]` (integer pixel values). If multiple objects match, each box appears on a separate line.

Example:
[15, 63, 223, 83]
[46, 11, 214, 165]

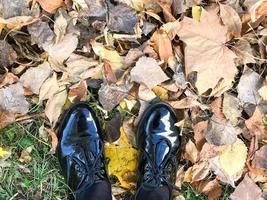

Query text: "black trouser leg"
[135, 186, 170, 200]
[75, 180, 112, 200]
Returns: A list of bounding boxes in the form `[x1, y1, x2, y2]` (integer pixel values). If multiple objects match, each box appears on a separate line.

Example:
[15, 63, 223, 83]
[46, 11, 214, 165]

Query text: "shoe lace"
[71, 139, 106, 188]
[141, 140, 180, 191]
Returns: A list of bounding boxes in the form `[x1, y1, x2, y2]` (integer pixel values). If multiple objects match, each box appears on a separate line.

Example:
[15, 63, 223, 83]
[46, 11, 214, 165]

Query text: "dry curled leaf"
[0, 40, 17, 68]
[184, 139, 199, 163]
[39, 73, 59, 101]
[0, 109, 15, 129]
[44, 86, 67, 125]
[68, 80, 88, 103]
[177, 8, 237, 95]
[44, 128, 59, 154]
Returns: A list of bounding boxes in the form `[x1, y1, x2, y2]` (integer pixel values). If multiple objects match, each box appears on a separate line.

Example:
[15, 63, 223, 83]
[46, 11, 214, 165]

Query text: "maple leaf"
[177, 8, 237, 96]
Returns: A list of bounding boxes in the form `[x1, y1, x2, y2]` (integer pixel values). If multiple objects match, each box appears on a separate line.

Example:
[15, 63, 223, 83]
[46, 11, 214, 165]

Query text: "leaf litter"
[0, 0, 267, 199]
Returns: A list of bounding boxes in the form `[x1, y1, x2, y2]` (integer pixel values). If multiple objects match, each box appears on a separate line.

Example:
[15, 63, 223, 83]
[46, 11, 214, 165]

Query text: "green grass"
[0, 121, 68, 200]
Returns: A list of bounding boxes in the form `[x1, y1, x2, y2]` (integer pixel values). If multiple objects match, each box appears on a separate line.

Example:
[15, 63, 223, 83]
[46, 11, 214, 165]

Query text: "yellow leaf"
[192, 6, 202, 22]
[91, 41, 123, 70]
[0, 147, 9, 158]
[152, 86, 168, 100]
[104, 127, 139, 190]
[219, 138, 247, 177]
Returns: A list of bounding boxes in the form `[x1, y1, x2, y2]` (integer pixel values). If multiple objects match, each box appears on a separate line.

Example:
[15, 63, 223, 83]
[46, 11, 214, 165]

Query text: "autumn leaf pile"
[0, 0, 267, 199]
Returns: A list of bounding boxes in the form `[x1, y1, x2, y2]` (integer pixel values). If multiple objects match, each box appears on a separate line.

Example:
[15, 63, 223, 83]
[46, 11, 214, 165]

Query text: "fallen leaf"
[138, 84, 156, 101]
[192, 6, 202, 21]
[193, 121, 208, 150]
[196, 179, 222, 200]
[208, 97, 225, 120]
[18, 146, 33, 163]
[245, 106, 267, 140]
[191, 161, 210, 182]
[200, 142, 226, 160]
[44, 128, 59, 154]
[0, 40, 17, 68]
[237, 67, 262, 105]
[98, 81, 132, 111]
[54, 9, 68, 43]
[91, 41, 123, 70]
[108, 4, 138, 34]
[63, 53, 101, 82]
[259, 85, 267, 101]
[204, 115, 239, 146]
[0, 16, 38, 30]
[45, 86, 67, 125]
[20, 62, 52, 94]
[46, 33, 79, 64]
[37, 0, 64, 13]
[130, 56, 169, 89]
[219, 138, 247, 178]
[223, 93, 242, 126]
[0, 109, 15, 129]
[27, 20, 55, 49]
[252, 145, 267, 170]
[105, 112, 122, 143]
[230, 174, 263, 200]
[219, 3, 242, 38]
[168, 97, 201, 109]
[0, 83, 29, 114]
[85, 0, 107, 17]
[104, 127, 139, 190]
[124, 48, 143, 68]
[210, 139, 247, 186]
[150, 29, 173, 62]
[0, 147, 10, 158]
[0, 0, 29, 18]
[68, 80, 88, 103]
[152, 86, 168, 100]
[234, 39, 256, 65]
[0, 73, 19, 88]
[39, 73, 59, 101]
[177, 8, 237, 95]
[184, 139, 199, 163]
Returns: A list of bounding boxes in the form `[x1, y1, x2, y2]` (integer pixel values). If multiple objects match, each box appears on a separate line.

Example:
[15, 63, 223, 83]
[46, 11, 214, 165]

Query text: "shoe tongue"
[155, 140, 170, 167]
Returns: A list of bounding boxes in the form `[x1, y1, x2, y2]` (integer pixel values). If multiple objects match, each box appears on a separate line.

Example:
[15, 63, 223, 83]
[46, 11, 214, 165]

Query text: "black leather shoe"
[136, 102, 180, 197]
[57, 102, 109, 195]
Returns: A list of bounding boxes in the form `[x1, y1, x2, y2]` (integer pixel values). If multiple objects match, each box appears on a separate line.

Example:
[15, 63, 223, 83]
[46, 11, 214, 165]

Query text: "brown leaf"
[138, 84, 156, 102]
[20, 62, 52, 94]
[196, 179, 222, 200]
[0, 73, 19, 88]
[252, 145, 267, 170]
[191, 161, 210, 182]
[0, 83, 29, 114]
[208, 97, 225, 120]
[108, 4, 138, 34]
[0, 40, 17, 68]
[45, 86, 67, 125]
[223, 93, 242, 126]
[84, 0, 107, 17]
[18, 146, 33, 163]
[105, 112, 122, 143]
[200, 142, 226, 160]
[0, 16, 38, 30]
[219, 3, 242, 38]
[230, 174, 263, 200]
[46, 33, 79, 64]
[245, 106, 267, 140]
[150, 29, 173, 62]
[68, 80, 88, 103]
[177, 8, 237, 95]
[0, 109, 15, 129]
[168, 97, 201, 109]
[28, 20, 54, 49]
[184, 139, 199, 163]
[237, 67, 262, 105]
[234, 39, 256, 65]
[193, 121, 208, 150]
[39, 73, 59, 101]
[130, 56, 169, 89]
[124, 48, 143, 68]
[37, 0, 64, 13]
[98, 82, 132, 111]
[204, 115, 239, 146]
[44, 128, 59, 154]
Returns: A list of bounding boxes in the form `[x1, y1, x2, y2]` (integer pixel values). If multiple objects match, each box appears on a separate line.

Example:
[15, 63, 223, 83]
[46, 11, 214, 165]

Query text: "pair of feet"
[57, 102, 180, 199]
